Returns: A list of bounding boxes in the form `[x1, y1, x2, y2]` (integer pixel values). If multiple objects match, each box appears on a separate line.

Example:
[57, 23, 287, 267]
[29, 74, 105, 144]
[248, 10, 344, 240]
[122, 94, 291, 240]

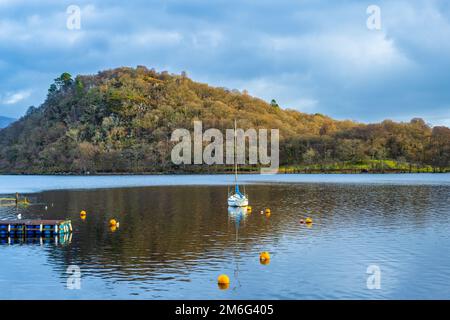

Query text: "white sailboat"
[227, 120, 249, 207]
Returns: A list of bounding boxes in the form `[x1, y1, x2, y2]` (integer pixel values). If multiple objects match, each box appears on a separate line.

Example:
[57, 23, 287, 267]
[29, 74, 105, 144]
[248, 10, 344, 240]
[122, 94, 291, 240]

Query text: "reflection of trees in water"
[33, 184, 448, 281]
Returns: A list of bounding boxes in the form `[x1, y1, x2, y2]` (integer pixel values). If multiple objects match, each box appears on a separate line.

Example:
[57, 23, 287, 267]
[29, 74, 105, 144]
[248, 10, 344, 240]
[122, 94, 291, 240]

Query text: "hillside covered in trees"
[0, 66, 449, 174]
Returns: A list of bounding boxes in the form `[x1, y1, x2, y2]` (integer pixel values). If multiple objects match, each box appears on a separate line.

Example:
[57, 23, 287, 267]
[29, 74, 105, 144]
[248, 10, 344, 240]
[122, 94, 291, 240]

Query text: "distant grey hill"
[0, 116, 15, 129]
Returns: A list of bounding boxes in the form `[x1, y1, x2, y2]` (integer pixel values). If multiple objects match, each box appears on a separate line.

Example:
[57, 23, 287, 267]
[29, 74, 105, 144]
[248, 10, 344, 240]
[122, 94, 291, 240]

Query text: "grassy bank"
[278, 160, 448, 174]
[1, 160, 448, 175]
[237, 159, 449, 174]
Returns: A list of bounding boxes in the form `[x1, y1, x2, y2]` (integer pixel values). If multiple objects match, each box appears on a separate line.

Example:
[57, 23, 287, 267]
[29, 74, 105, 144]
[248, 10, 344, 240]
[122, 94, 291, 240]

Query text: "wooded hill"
[0, 66, 448, 174]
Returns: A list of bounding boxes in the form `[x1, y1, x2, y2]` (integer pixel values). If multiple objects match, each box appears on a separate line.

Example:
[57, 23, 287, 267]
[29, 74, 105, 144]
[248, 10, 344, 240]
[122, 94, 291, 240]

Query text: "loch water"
[0, 174, 449, 299]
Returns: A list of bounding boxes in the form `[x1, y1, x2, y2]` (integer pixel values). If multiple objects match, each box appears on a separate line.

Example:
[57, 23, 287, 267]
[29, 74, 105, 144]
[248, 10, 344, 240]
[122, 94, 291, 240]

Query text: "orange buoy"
[260, 258, 270, 265]
[218, 282, 229, 290]
[217, 274, 230, 290]
[260, 251, 270, 262]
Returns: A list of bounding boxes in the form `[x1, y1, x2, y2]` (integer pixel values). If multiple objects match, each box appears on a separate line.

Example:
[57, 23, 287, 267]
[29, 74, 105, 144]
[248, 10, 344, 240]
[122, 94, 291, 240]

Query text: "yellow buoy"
[260, 258, 270, 265]
[265, 208, 271, 213]
[218, 282, 229, 290]
[265, 211, 271, 218]
[217, 274, 230, 289]
[217, 274, 230, 284]
[80, 210, 87, 219]
[247, 206, 252, 213]
[109, 219, 118, 227]
[305, 217, 313, 224]
[260, 251, 271, 262]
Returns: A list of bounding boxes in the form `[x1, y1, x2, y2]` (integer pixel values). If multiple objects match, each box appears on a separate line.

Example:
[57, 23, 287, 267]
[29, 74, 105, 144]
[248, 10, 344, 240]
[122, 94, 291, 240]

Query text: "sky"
[0, 0, 449, 126]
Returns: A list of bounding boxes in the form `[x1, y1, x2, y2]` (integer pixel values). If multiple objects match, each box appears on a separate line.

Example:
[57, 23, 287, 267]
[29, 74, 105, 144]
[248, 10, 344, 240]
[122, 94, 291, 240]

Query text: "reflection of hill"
[33, 183, 446, 280]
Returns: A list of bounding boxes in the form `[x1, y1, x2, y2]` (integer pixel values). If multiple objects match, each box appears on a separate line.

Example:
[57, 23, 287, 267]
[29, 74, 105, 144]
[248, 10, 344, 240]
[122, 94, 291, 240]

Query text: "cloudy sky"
[0, 0, 449, 126]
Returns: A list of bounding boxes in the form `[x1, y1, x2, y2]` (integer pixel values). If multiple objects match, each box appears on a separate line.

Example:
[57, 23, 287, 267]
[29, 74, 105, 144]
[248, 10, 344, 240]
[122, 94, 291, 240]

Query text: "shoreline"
[1, 168, 448, 176]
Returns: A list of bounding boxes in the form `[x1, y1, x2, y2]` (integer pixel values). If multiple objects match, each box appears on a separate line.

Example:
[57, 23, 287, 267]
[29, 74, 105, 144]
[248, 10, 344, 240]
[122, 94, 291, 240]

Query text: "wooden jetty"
[0, 220, 72, 237]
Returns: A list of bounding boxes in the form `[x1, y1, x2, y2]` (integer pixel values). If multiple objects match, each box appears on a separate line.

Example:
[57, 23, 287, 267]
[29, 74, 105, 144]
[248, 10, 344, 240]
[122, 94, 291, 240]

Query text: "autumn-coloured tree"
[0, 66, 447, 174]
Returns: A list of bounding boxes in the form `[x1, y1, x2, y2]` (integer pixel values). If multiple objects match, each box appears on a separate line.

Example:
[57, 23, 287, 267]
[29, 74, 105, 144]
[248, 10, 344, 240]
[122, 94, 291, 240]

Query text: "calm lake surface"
[0, 174, 449, 299]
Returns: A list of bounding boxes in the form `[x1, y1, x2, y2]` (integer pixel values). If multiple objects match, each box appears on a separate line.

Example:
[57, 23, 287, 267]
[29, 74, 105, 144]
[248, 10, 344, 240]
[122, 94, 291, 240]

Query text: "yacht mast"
[234, 119, 237, 186]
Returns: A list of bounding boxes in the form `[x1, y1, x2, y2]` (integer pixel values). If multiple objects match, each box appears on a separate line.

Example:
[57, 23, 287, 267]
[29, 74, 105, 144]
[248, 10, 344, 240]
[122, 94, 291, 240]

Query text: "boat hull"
[227, 195, 249, 207]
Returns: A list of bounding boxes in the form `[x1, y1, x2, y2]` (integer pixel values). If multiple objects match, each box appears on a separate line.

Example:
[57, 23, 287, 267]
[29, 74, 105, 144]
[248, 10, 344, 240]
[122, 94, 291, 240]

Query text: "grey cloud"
[0, 0, 449, 126]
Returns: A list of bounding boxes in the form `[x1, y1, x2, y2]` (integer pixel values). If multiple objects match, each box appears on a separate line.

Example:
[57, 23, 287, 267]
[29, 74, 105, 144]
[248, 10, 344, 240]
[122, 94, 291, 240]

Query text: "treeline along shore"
[0, 66, 449, 174]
